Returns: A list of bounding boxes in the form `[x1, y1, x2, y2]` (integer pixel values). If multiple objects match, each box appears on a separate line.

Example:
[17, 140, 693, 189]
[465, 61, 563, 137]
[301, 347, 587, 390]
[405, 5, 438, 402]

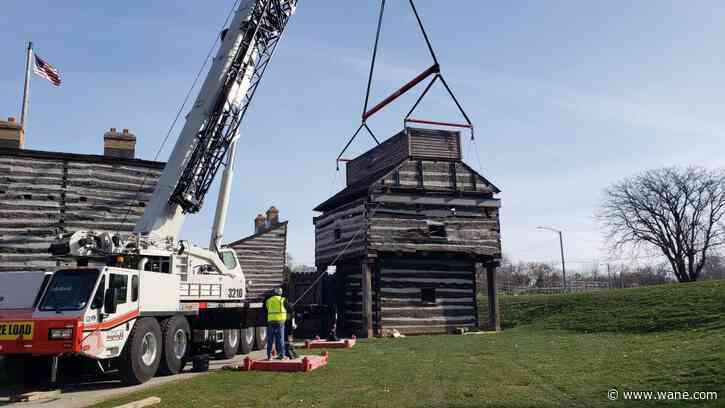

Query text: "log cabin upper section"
[313, 127, 502, 267]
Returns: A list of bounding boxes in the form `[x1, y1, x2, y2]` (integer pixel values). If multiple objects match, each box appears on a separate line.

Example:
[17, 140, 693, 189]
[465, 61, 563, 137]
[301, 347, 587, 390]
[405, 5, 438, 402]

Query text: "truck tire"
[158, 315, 190, 376]
[239, 327, 254, 354]
[118, 318, 163, 385]
[219, 329, 239, 360]
[253, 326, 267, 351]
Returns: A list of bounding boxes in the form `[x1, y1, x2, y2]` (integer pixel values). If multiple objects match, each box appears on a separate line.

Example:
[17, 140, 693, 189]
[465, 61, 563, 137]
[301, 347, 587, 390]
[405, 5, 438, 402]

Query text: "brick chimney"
[266, 206, 279, 227]
[103, 128, 136, 158]
[0, 117, 24, 149]
[254, 214, 267, 234]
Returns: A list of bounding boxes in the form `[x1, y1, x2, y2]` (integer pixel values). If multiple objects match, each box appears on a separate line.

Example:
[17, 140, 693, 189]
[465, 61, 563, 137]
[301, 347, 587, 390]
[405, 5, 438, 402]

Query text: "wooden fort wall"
[377, 256, 477, 335]
[228, 222, 288, 302]
[335, 261, 365, 334]
[313, 199, 367, 265]
[0, 149, 163, 273]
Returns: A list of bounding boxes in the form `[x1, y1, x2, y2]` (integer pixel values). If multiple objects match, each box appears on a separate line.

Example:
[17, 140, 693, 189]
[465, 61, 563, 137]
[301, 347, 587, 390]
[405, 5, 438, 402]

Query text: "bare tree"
[599, 167, 725, 282]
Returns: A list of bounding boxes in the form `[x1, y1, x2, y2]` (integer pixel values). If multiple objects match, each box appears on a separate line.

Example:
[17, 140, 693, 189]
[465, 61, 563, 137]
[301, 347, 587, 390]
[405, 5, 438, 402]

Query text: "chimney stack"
[266, 206, 279, 228]
[0, 117, 24, 149]
[103, 128, 136, 159]
[254, 214, 267, 234]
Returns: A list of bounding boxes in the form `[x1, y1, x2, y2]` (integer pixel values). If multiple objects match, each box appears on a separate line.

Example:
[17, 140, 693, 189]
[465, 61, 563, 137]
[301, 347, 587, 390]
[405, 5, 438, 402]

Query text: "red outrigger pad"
[241, 352, 329, 372]
[305, 335, 356, 349]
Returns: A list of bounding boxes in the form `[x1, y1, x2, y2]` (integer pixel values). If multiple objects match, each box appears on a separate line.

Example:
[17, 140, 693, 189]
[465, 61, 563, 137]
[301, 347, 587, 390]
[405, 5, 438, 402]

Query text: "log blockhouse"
[314, 128, 502, 337]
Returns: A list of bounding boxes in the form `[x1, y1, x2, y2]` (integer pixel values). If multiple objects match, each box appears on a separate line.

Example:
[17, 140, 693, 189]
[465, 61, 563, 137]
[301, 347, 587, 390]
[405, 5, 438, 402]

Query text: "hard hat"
[274, 287, 283, 295]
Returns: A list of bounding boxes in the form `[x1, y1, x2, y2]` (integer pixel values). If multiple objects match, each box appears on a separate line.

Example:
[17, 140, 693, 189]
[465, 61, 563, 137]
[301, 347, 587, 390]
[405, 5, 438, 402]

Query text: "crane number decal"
[228, 288, 244, 298]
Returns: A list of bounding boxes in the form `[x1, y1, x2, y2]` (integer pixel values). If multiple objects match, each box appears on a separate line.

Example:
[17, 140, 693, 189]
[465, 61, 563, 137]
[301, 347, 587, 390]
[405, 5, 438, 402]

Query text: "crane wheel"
[157, 315, 190, 375]
[118, 318, 162, 385]
[253, 326, 267, 351]
[219, 329, 239, 360]
[239, 327, 254, 354]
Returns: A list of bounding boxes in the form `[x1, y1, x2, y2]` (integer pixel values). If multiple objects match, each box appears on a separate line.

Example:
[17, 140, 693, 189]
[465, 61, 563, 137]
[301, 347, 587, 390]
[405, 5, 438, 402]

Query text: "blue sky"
[2, 1, 724, 269]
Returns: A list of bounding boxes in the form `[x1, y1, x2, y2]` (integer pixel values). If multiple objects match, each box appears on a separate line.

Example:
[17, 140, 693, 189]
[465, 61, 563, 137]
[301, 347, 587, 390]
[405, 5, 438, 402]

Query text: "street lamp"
[537, 226, 567, 293]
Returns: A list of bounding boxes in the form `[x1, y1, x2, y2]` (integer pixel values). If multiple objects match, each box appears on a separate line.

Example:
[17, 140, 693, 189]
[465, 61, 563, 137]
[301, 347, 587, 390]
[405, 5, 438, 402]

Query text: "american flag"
[33, 54, 62, 87]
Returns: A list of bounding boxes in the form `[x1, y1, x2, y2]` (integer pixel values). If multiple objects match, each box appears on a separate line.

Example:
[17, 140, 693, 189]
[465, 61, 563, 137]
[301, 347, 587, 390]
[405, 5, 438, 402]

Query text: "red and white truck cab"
[0, 267, 178, 381]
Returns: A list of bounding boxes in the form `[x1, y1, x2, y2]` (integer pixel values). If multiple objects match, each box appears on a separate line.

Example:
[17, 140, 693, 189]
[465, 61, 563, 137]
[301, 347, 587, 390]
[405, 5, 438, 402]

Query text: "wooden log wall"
[336, 261, 366, 334]
[407, 128, 461, 160]
[313, 199, 366, 265]
[0, 151, 162, 273]
[378, 256, 477, 334]
[368, 211, 501, 257]
[229, 222, 288, 302]
[379, 160, 493, 193]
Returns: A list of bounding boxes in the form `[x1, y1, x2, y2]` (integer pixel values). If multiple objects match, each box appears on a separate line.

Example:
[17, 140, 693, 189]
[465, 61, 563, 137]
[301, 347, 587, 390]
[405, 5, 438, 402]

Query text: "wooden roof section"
[315, 128, 500, 212]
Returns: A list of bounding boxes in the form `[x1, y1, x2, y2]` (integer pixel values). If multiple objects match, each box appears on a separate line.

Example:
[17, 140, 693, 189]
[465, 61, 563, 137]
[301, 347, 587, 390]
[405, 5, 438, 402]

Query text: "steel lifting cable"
[363, 0, 386, 116]
[291, 202, 381, 307]
[114, 0, 242, 237]
[336, 0, 477, 171]
[305, 1, 479, 302]
[335, 0, 386, 170]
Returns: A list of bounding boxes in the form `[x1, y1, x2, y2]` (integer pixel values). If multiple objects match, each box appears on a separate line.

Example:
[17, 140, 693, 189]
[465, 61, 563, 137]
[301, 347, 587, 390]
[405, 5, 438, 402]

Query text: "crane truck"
[0, 0, 297, 385]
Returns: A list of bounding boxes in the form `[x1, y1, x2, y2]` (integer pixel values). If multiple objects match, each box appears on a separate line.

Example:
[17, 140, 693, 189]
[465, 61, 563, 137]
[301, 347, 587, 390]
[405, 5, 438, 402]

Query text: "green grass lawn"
[92, 280, 725, 408]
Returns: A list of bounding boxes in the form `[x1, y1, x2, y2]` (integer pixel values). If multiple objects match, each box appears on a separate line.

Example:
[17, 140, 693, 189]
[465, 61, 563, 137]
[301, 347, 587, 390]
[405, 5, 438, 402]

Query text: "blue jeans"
[266, 322, 285, 359]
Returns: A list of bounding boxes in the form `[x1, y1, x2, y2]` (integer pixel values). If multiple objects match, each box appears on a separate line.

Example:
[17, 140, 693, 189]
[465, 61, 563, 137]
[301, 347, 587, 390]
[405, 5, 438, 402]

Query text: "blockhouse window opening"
[421, 288, 436, 304]
[428, 221, 447, 238]
[334, 227, 342, 240]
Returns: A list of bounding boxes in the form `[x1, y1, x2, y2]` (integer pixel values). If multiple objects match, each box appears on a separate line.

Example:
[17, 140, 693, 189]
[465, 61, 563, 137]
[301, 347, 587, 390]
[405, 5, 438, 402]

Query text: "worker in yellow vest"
[264, 287, 291, 360]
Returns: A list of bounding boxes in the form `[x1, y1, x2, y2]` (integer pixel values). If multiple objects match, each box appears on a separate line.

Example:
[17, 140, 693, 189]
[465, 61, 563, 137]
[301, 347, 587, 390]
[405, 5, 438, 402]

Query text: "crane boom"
[135, 0, 297, 241]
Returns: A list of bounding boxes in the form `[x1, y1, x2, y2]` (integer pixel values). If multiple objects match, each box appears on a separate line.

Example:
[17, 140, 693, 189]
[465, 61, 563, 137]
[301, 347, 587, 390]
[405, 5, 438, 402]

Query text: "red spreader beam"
[305, 335, 357, 349]
[240, 353, 329, 372]
[362, 64, 439, 121]
[405, 118, 473, 129]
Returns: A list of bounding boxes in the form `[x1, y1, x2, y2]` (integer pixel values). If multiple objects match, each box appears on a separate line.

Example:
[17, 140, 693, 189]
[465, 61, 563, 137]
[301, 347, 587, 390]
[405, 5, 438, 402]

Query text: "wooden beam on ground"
[112, 396, 162, 408]
[9, 390, 61, 402]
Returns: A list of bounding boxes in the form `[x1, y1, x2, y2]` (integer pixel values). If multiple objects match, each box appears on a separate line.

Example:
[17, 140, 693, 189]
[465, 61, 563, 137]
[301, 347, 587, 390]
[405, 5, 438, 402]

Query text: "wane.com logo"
[608, 389, 719, 401]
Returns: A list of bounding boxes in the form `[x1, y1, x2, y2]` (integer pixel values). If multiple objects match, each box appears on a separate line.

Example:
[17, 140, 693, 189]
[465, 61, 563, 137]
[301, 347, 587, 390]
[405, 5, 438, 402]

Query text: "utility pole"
[607, 263, 611, 289]
[537, 226, 567, 293]
[558, 230, 566, 292]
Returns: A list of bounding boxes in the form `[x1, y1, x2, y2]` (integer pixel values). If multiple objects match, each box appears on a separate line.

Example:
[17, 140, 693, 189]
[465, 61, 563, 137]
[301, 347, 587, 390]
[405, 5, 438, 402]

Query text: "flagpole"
[20, 41, 33, 127]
